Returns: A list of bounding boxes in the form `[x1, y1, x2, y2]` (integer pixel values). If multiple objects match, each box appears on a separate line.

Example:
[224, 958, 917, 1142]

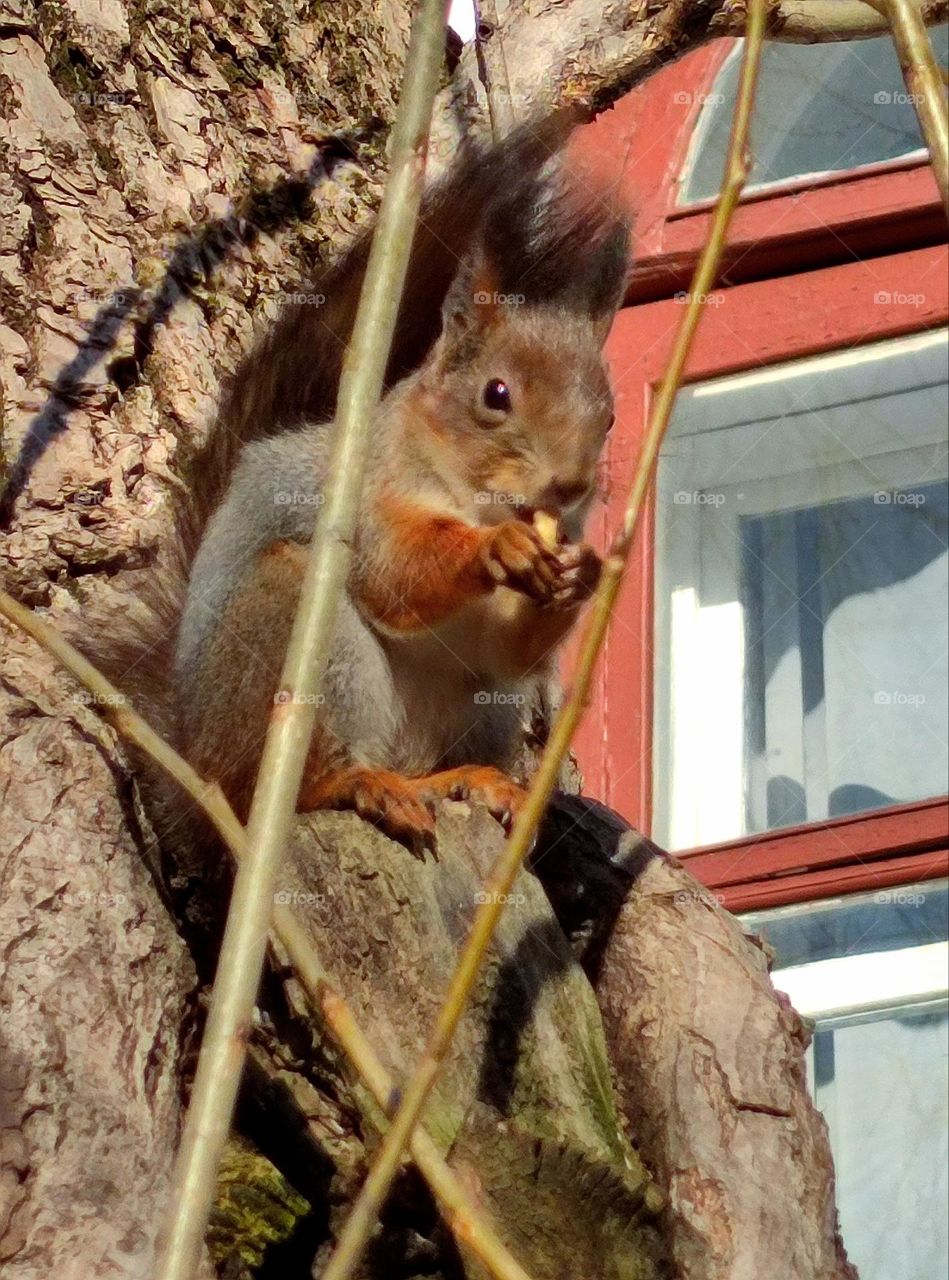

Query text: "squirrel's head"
[412, 163, 629, 536]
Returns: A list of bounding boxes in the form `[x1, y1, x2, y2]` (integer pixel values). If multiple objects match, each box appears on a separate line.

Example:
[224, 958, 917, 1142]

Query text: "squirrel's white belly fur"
[378, 592, 535, 776]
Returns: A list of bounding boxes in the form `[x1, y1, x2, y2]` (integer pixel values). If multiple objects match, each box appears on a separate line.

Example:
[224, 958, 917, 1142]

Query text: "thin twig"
[277, 947, 535, 1280]
[881, 0, 949, 218]
[317, 3, 770, 1276]
[0, 589, 246, 854]
[151, 1, 454, 1275]
[0, 587, 534, 1280]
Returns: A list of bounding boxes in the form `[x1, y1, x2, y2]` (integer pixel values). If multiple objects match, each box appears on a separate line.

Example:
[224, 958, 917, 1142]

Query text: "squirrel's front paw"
[546, 541, 602, 609]
[481, 520, 563, 602]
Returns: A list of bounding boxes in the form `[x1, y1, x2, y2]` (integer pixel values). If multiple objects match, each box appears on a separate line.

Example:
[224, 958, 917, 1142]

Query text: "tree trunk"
[0, 638, 198, 1280]
[0, 3, 411, 1276]
[271, 805, 668, 1279]
[4, 0, 937, 1274]
[536, 796, 858, 1280]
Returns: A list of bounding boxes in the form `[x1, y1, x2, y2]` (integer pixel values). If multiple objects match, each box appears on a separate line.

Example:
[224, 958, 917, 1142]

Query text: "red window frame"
[579, 39, 946, 304]
[569, 42, 949, 912]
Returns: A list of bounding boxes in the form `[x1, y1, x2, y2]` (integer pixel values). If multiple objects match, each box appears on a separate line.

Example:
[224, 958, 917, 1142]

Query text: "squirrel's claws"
[410, 822, 438, 860]
[410, 767, 526, 835]
[483, 521, 601, 609]
[483, 520, 564, 603]
[302, 767, 438, 858]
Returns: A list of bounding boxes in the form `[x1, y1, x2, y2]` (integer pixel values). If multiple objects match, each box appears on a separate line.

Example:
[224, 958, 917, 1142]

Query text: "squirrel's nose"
[536, 478, 590, 512]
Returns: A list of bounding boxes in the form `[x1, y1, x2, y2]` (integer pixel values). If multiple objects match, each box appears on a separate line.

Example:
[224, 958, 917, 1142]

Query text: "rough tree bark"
[537, 797, 858, 1280]
[2, 3, 411, 1275]
[2, 0, 941, 1276]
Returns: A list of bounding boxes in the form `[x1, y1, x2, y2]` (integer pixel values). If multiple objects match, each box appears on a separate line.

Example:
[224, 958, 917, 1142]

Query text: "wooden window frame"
[580, 39, 947, 304]
[570, 52, 949, 911]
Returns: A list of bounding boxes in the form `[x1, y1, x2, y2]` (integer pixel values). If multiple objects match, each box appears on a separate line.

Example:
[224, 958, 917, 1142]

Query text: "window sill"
[678, 795, 949, 912]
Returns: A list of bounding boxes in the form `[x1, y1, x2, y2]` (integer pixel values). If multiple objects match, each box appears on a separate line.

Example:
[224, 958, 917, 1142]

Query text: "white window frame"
[653, 329, 949, 850]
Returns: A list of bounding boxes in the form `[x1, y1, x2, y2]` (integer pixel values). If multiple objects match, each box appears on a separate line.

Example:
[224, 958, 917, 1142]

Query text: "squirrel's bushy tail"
[87, 112, 627, 802]
[177, 113, 585, 560]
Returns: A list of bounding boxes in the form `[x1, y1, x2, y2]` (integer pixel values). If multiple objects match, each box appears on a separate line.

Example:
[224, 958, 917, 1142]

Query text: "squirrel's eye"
[482, 378, 512, 413]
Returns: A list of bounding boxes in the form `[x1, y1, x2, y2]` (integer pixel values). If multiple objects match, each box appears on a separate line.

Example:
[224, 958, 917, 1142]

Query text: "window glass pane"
[742, 884, 949, 1280]
[744, 880, 949, 969]
[680, 25, 949, 203]
[814, 1010, 947, 1280]
[653, 330, 949, 851]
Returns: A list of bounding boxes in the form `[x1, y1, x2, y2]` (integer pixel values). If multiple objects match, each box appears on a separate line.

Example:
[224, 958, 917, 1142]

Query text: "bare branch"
[883, 0, 949, 216]
[0, 587, 536, 1280]
[319, 4, 773, 1278]
[765, 0, 945, 41]
[147, 4, 481, 1272]
[430, 0, 948, 158]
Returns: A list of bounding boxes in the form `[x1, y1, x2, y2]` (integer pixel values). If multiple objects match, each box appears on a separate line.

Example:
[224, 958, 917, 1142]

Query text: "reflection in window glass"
[680, 25, 949, 203]
[653, 330, 949, 851]
[743, 885, 949, 1280]
[744, 881, 949, 969]
[814, 1010, 947, 1280]
[743, 482, 948, 830]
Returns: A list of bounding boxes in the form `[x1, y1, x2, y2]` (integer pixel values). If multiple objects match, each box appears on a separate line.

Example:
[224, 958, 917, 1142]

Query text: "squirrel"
[99, 123, 630, 855]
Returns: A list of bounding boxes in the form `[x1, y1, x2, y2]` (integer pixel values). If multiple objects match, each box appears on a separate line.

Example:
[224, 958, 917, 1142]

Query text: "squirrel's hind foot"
[415, 765, 528, 834]
[299, 765, 437, 857]
[298, 763, 528, 852]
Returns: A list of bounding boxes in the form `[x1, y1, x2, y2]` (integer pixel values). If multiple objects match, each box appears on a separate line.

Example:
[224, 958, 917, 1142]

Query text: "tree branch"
[152, 2, 451, 1275]
[883, 0, 949, 216]
[765, 0, 945, 41]
[320, 4, 772, 1277]
[430, 0, 948, 157]
[0, 586, 537, 1280]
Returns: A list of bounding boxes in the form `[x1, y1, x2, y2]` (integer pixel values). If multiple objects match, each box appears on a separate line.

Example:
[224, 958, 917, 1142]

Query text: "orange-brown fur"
[144, 139, 629, 853]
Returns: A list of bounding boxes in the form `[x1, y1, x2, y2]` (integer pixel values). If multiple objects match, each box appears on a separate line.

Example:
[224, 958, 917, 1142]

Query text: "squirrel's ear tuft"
[440, 244, 503, 357]
[477, 163, 630, 344]
[434, 128, 630, 358]
[580, 215, 630, 345]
